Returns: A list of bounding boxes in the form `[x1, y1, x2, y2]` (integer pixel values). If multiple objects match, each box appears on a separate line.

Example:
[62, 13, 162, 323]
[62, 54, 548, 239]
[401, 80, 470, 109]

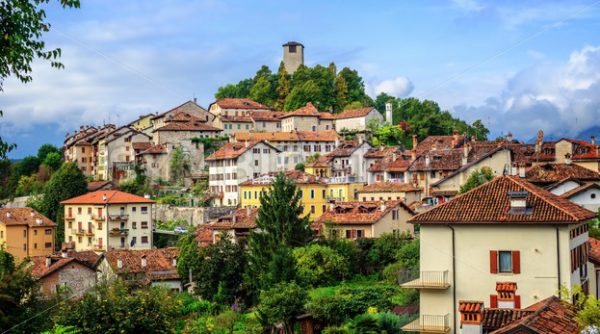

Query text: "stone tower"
[282, 41, 304, 74]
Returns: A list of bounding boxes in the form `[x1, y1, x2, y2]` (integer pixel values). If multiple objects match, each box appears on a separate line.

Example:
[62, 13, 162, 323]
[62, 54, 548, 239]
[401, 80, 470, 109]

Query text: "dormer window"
[507, 191, 530, 214]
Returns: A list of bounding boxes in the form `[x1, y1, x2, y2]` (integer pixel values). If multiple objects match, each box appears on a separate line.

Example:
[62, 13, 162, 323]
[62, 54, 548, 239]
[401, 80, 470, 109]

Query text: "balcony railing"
[326, 196, 345, 202]
[72, 229, 85, 236]
[109, 214, 129, 221]
[93, 244, 105, 251]
[85, 230, 95, 236]
[325, 176, 361, 184]
[65, 215, 75, 221]
[401, 314, 450, 333]
[109, 228, 129, 237]
[401, 271, 450, 289]
[92, 214, 105, 221]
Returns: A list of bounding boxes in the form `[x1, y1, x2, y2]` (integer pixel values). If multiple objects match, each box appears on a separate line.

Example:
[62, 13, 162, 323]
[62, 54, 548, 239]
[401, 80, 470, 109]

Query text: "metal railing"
[402, 314, 450, 333]
[109, 214, 129, 221]
[400, 270, 450, 289]
[92, 214, 105, 221]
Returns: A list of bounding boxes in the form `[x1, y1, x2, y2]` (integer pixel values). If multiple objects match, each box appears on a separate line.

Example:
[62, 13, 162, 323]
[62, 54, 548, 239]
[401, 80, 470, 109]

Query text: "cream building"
[61, 191, 156, 252]
[356, 182, 421, 204]
[280, 103, 335, 132]
[334, 107, 383, 132]
[402, 175, 595, 334]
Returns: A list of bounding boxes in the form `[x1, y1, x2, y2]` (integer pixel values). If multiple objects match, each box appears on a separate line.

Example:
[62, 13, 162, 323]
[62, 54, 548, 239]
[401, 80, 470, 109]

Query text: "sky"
[3, 0, 600, 158]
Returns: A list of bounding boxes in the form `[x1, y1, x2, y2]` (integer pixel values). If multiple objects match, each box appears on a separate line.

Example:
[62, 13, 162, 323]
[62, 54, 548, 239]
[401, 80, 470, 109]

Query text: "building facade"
[0, 208, 56, 261]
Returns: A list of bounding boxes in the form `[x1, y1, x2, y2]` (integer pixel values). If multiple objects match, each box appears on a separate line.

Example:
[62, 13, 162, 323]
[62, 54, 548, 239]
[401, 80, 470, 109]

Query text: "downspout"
[556, 226, 562, 298]
[447, 224, 456, 332]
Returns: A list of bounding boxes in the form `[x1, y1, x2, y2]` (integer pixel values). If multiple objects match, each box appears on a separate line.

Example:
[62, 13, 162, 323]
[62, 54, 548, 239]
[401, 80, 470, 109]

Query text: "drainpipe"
[447, 224, 456, 332]
[556, 226, 562, 298]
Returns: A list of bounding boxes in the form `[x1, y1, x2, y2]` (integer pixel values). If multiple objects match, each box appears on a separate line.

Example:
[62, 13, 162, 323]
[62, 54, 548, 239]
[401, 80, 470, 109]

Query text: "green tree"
[257, 282, 308, 334]
[577, 295, 600, 330]
[15, 155, 41, 177]
[335, 74, 348, 112]
[246, 174, 313, 292]
[0, 159, 13, 199]
[368, 233, 411, 269]
[275, 62, 290, 111]
[40, 325, 81, 334]
[40, 162, 87, 247]
[43, 151, 63, 172]
[170, 146, 190, 183]
[37, 144, 60, 161]
[292, 244, 349, 286]
[249, 76, 273, 106]
[284, 80, 321, 111]
[338, 67, 371, 106]
[471, 119, 490, 140]
[214, 79, 253, 99]
[459, 167, 494, 194]
[15, 174, 42, 195]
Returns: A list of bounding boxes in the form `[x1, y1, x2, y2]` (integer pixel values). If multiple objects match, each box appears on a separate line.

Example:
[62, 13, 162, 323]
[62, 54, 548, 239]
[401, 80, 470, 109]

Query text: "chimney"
[458, 301, 484, 334]
[452, 130, 460, 147]
[425, 154, 431, 167]
[172, 256, 177, 267]
[385, 102, 393, 124]
[518, 164, 526, 178]
[358, 134, 364, 145]
[392, 153, 397, 162]
[335, 137, 340, 148]
[380, 201, 387, 211]
[431, 141, 437, 151]
[117, 258, 123, 269]
[412, 135, 418, 150]
[141, 255, 147, 269]
[193, 97, 197, 104]
[592, 136, 597, 145]
[102, 193, 107, 201]
[511, 163, 518, 176]
[30, 211, 35, 217]
[534, 130, 543, 153]
[45, 256, 52, 268]
[462, 144, 470, 166]
[36, 218, 43, 225]
[246, 206, 251, 216]
[508, 191, 528, 214]
[61, 249, 69, 258]
[5, 212, 11, 219]
[244, 141, 249, 148]
[506, 132, 513, 142]
[379, 146, 384, 151]
[565, 153, 572, 165]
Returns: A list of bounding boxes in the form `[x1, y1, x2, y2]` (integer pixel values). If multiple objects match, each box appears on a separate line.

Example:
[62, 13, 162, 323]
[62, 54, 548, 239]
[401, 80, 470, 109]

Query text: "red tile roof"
[86, 180, 113, 192]
[327, 140, 365, 158]
[30, 251, 101, 279]
[234, 130, 340, 142]
[60, 190, 155, 205]
[335, 107, 377, 120]
[250, 111, 285, 121]
[526, 163, 600, 185]
[483, 308, 534, 332]
[206, 140, 274, 161]
[106, 248, 180, 281]
[357, 182, 420, 193]
[414, 135, 464, 155]
[211, 207, 258, 229]
[155, 120, 222, 132]
[280, 103, 335, 120]
[491, 296, 579, 334]
[131, 142, 152, 151]
[410, 176, 596, 224]
[589, 237, 600, 265]
[0, 208, 56, 227]
[316, 200, 414, 225]
[139, 144, 167, 155]
[368, 155, 412, 172]
[240, 170, 325, 186]
[214, 98, 273, 110]
[151, 100, 210, 120]
[364, 146, 403, 159]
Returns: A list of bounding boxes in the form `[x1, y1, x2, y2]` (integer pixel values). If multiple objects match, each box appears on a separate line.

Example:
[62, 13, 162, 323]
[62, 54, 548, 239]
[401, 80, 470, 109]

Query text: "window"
[310, 205, 315, 214]
[289, 45, 297, 53]
[141, 236, 149, 244]
[45, 242, 52, 248]
[132, 207, 137, 213]
[310, 189, 315, 199]
[141, 207, 148, 214]
[255, 160, 259, 166]
[68, 222, 72, 229]
[34, 230, 38, 236]
[141, 221, 148, 229]
[499, 251, 512, 273]
[23, 230, 26, 237]
[132, 222, 137, 229]
[392, 210, 398, 220]
[322, 189, 326, 198]
[592, 193, 597, 199]
[45, 229, 52, 235]
[87, 207, 92, 214]
[78, 208, 82, 214]
[490, 250, 520, 274]
[34, 243, 37, 249]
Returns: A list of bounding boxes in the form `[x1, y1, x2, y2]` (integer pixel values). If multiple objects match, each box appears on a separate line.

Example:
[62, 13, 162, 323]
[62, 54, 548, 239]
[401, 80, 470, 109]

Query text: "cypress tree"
[275, 62, 290, 111]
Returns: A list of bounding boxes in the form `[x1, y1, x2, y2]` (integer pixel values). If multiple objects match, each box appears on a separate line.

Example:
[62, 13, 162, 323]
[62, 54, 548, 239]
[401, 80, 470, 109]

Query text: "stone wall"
[154, 205, 236, 226]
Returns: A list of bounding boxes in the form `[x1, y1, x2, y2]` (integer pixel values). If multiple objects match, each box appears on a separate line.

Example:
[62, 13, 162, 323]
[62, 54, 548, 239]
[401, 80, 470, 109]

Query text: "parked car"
[174, 226, 188, 234]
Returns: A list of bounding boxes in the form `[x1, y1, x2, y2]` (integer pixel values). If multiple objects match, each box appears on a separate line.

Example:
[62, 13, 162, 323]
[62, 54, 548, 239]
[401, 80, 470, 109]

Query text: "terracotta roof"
[139, 144, 167, 155]
[483, 308, 534, 332]
[335, 107, 377, 120]
[560, 182, 600, 199]
[559, 138, 600, 161]
[496, 282, 517, 292]
[459, 300, 483, 312]
[491, 296, 579, 334]
[240, 170, 325, 186]
[357, 182, 420, 193]
[409, 145, 499, 172]
[306, 155, 332, 168]
[280, 103, 335, 120]
[234, 130, 340, 142]
[150, 100, 210, 120]
[430, 190, 458, 197]
[219, 114, 254, 123]
[0, 208, 56, 227]
[327, 140, 367, 158]
[206, 140, 275, 161]
[155, 120, 222, 132]
[316, 200, 415, 225]
[30, 251, 101, 279]
[431, 147, 509, 187]
[250, 111, 285, 122]
[61, 190, 155, 205]
[589, 237, 600, 264]
[368, 156, 412, 172]
[211, 208, 258, 230]
[132, 142, 152, 151]
[106, 248, 180, 281]
[87, 180, 113, 192]
[526, 163, 600, 185]
[364, 146, 403, 159]
[414, 135, 464, 155]
[410, 176, 596, 224]
[214, 98, 272, 110]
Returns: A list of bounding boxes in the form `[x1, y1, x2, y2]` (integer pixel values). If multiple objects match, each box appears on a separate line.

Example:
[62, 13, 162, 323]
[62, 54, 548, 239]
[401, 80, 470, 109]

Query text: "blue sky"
[3, 0, 600, 158]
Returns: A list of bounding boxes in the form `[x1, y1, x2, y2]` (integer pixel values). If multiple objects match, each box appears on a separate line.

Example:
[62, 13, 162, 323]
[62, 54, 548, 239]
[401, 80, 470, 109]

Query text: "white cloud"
[374, 77, 414, 98]
[452, 45, 600, 139]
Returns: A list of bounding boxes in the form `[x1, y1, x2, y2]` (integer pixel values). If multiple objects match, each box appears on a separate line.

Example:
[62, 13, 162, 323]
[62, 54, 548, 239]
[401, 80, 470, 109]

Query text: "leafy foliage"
[459, 166, 495, 194]
[257, 282, 308, 332]
[43, 152, 63, 172]
[170, 146, 190, 183]
[293, 244, 349, 286]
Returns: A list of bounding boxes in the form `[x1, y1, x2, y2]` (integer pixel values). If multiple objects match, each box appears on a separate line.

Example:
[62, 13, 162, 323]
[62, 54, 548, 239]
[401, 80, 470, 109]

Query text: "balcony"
[85, 230, 95, 236]
[93, 244, 105, 251]
[65, 215, 75, 221]
[109, 214, 129, 221]
[109, 228, 129, 237]
[325, 176, 361, 184]
[72, 229, 85, 236]
[401, 271, 450, 289]
[326, 196, 345, 202]
[92, 214, 105, 221]
[401, 314, 450, 333]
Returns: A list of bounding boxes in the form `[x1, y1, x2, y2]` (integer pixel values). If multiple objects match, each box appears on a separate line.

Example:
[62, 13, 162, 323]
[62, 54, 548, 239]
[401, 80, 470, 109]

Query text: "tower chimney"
[459, 301, 484, 334]
[45, 256, 52, 268]
[412, 135, 418, 150]
[141, 255, 147, 269]
[385, 102, 393, 124]
[117, 258, 123, 269]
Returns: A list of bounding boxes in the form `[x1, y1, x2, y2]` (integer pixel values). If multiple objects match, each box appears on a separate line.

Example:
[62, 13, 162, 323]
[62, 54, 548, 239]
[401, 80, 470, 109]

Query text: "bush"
[395, 239, 419, 270]
[324, 239, 360, 276]
[257, 282, 308, 332]
[350, 314, 379, 334]
[293, 244, 349, 286]
[368, 233, 411, 269]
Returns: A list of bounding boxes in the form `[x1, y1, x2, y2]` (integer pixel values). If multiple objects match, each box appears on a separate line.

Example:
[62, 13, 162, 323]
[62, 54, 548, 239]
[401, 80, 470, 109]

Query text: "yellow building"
[357, 182, 421, 203]
[129, 114, 154, 132]
[0, 208, 56, 261]
[325, 181, 364, 202]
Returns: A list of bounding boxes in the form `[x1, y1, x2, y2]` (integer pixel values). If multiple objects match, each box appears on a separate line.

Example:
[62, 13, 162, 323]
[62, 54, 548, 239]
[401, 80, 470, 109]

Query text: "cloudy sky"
[3, 0, 600, 158]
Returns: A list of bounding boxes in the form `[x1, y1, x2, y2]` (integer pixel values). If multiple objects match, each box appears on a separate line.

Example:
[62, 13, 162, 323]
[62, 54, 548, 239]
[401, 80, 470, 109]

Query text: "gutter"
[447, 224, 457, 332]
[556, 226, 561, 298]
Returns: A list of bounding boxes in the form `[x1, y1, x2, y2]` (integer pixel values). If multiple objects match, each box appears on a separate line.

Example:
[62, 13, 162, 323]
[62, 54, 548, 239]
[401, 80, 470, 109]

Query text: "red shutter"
[512, 251, 520, 274]
[490, 250, 498, 274]
[514, 295, 521, 309]
[490, 295, 498, 308]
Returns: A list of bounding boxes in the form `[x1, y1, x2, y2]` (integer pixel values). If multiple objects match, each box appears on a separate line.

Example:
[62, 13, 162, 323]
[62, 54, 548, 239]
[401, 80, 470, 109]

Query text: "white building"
[334, 107, 383, 132]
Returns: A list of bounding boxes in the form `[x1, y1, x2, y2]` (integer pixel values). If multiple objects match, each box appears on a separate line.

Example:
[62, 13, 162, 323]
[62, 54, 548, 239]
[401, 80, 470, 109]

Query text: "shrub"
[293, 244, 349, 286]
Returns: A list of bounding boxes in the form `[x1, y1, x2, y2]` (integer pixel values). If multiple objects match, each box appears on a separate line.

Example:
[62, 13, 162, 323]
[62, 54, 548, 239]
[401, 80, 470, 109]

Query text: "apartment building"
[280, 102, 335, 132]
[96, 126, 152, 181]
[208, 98, 273, 135]
[64, 124, 116, 178]
[0, 208, 56, 261]
[206, 140, 280, 206]
[151, 100, 215, 131]
[356, 182, 421, 204]
[334, 107, 383, 131]
[402, 175, 595, 334]
[61, 191, 156, 252]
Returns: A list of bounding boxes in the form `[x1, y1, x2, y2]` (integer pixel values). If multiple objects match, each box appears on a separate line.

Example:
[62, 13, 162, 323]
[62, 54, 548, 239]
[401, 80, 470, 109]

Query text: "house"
[356, 182, 421, 203]
[0, 208, 56, 261]
[96, 126, 152, 181]
[250, 111, 284, 132]
[61, 191, 156, 251]
[367, 152, 412, 184]
[402, 175, 595, 334]
[30, 250, 102, 298]
[334, 107, 383, 132]
[525, 162, 600, 188]
[589, 237, 600, 299]
[135, 144, 170, 183]
[206, 140, 280, 206]
[128, 113, 155, 134]
[151, 100, 215, 131]
[152, 111, 223, 142]
[326, 139, 372, 181]
[560, 182, 600, 212]
[364, 146, 404, 176]
[233, 130, 340, 171]
[555, 137, 600, 171]
[546, 177, 585, 196]
[314, 200, 415, 239]
[100, 248, 181, 291]
[87, 180, 113, 192]
[63, 124, 116, 178]
[196, 207, 258, 247]
[280, 103, 335, 132]
[208, 98, 273, 134]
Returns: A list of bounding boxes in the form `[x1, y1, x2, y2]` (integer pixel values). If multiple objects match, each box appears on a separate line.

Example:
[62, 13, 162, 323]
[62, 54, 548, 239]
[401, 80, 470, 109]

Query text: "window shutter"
[490, 295, 498, 308]
[515, 295, 521, 309]
[512, 251, 521, 274]
[490, 250, 498, 274]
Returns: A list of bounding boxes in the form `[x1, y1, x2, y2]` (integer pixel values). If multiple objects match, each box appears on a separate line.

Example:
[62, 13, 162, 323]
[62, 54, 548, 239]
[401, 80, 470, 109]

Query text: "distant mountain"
[575, 126, 600, 141]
